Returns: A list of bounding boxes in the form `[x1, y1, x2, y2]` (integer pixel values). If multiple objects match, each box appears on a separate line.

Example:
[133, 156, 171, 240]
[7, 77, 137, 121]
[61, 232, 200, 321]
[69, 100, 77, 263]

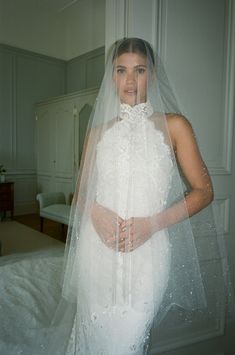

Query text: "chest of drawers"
[0, 182, 14, 219]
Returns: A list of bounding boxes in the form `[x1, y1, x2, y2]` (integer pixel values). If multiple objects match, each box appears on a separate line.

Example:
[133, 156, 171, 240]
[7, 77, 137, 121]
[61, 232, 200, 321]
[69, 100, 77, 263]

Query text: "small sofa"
[36, 192, 71, 232]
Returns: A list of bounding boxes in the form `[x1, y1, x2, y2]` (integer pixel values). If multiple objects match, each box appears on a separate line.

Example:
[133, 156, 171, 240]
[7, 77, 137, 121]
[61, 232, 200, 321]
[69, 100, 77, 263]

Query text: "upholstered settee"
[36, 192, 71, 232]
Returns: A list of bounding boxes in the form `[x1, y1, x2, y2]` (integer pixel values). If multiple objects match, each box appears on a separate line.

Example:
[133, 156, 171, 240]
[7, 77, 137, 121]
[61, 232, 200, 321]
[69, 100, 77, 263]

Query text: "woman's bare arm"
[151, 114, 214, 231]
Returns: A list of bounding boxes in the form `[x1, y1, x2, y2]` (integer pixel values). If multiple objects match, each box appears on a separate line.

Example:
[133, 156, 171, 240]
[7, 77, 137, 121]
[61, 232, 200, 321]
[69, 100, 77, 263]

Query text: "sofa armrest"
[36, 192, 66, 209]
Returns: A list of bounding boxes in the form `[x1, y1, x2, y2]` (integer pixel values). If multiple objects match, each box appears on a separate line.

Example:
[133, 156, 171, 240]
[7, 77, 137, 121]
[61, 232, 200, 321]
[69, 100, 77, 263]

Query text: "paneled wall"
[66, 46, 105, 92]
[0, 44, 66, 214]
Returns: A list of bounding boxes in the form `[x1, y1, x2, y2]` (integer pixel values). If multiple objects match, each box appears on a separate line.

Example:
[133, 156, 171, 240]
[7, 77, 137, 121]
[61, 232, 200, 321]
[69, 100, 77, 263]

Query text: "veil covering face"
[48, 38, 234, 354]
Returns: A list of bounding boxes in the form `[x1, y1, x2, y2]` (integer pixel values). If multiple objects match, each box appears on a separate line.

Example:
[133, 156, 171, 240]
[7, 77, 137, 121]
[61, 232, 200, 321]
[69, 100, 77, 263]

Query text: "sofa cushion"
[41, 204, 70, 225]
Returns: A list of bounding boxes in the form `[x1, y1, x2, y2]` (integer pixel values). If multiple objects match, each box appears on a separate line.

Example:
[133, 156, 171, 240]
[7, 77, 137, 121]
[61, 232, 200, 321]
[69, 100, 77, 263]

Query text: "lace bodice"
[96, 102, 173, 219]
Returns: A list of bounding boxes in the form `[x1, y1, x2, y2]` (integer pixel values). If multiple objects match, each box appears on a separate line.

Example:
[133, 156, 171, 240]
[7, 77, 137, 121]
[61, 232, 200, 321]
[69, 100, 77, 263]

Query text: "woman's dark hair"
[112, 37, 155, 66]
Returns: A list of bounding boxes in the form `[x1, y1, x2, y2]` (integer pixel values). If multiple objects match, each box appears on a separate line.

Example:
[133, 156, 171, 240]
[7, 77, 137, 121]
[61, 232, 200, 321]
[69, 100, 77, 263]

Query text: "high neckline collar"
[119, 101, 153, 123]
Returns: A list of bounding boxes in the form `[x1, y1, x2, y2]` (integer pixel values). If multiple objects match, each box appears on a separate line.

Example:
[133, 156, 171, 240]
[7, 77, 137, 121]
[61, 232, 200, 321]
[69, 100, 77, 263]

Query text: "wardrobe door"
[36, 100, 75, 199]
[36, 105, 55, 192]
[74, 89, 98, 164]
[53, 101, 75, 198]
[36, 88, 98, 198]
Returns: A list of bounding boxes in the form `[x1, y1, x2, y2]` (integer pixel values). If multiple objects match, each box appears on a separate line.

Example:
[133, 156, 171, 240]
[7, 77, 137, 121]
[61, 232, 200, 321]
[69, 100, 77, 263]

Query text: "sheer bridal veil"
[46, 38, 234, 354]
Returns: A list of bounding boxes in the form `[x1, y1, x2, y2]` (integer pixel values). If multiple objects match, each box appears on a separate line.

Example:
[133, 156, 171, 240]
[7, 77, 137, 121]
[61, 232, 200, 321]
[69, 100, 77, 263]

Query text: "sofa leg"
[61, 223, 65, 237]
[40, 217, 44, 232]
[61, 224, 68, 241]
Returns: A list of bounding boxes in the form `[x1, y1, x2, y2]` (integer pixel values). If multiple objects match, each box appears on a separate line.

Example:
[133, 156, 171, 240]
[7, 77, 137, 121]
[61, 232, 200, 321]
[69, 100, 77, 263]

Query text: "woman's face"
[113, 52, 148, 106]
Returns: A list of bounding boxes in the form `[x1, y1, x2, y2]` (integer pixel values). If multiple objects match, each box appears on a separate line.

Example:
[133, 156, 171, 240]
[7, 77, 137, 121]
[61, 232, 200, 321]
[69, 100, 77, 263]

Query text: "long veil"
[45, 38, 234, 354]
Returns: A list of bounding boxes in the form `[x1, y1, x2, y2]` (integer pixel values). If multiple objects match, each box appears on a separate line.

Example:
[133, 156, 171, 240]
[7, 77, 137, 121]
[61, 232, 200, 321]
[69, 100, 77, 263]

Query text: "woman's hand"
[90, 202, 123, 249]
[118, 217, 154, 252]
[91, 203, 155, 252]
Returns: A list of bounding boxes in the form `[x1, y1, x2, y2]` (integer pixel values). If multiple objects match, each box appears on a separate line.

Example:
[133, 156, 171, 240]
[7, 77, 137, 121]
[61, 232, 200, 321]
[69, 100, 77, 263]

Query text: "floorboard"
[13, 214, 67, 243]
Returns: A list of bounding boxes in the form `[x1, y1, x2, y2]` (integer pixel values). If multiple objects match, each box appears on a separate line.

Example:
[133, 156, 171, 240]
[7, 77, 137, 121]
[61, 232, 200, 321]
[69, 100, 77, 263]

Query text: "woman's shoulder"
[166, 113, 192, 129]
[165, 113, 195, 149]
[150, 113, 193, 148]
[151, 112, 192, 134]
[167, 112, 192, 137]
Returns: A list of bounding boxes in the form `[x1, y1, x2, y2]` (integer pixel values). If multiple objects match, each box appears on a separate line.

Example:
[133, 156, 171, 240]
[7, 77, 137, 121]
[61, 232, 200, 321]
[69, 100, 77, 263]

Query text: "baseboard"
[14, 202, 38, 216]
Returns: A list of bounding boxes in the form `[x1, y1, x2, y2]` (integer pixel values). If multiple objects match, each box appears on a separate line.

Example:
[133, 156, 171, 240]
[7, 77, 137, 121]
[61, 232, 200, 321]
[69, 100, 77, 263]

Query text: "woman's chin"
[121, 96, 145, 106]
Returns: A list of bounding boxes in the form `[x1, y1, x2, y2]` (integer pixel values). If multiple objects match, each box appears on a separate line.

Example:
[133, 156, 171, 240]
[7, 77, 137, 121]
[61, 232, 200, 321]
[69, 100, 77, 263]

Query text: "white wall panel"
[156, 0, 234, 175]
[0, 50, 15, 169]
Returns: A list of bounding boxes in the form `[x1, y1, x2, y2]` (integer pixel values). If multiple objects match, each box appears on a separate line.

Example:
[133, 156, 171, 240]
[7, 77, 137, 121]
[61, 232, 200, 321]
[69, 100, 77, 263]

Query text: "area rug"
[0, 221, 63, 256]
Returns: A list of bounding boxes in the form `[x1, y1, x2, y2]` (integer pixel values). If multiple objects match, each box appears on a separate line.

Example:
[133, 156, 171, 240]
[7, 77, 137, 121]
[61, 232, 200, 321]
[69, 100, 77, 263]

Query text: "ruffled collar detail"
[119, 101, 153, 123]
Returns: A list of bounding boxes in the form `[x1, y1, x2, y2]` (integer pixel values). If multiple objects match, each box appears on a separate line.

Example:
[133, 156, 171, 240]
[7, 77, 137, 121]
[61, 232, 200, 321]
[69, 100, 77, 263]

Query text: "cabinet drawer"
[0, 184, 12, 192]
[0, 193, 13, 201]
[0, 201, 13, 209]
[0, 184, 11, 196]
[0, 182, 14, 216]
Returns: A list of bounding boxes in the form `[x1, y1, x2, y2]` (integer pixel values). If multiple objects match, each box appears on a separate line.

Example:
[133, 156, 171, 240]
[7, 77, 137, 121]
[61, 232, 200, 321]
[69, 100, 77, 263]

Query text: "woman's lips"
[125, 89, 137, 95]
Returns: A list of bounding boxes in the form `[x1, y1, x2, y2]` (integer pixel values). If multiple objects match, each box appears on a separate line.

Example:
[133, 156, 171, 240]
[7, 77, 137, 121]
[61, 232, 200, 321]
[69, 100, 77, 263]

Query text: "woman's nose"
[126, 71, 136, 83]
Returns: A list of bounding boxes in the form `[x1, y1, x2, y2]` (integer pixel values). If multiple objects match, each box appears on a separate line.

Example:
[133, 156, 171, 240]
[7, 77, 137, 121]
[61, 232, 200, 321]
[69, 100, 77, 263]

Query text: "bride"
[0, 38, 231, 355]
[45, 37, 220, 355]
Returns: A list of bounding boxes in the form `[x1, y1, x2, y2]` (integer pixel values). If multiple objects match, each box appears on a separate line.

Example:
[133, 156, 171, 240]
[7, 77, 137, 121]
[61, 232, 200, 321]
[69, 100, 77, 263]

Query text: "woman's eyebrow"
[134, 64, 147, 68]
[115, 64, 147, 68]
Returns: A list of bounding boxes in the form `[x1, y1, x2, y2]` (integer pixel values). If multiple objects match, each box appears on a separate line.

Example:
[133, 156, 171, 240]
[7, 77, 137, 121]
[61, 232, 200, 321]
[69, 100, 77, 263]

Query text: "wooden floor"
[14, 214, 67, 243]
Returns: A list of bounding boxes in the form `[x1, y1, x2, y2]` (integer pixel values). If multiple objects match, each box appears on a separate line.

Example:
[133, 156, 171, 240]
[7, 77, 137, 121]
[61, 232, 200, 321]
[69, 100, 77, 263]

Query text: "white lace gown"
[65, 102, 173, 355]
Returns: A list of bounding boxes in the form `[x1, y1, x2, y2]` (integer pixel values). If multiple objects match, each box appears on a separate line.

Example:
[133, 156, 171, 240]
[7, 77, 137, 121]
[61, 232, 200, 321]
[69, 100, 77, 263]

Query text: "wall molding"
[35, 87, 98, 107]
[105, 0, 127, 59]
[155, 0, 168, 59]
[219, 0, 235, 175]
[14, 202, 37, 216]
[207, 0, 235, 175]
[67, 46, 104, 65]
[0, 43, 66, 65]
[150, 316, 224, 354]
[12, 53, 17, 161]
[214, 195, 230, 235]
[6, 170, 36, 176]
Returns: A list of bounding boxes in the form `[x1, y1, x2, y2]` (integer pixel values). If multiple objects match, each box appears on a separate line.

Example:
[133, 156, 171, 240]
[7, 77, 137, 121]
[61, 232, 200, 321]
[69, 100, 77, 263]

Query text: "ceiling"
[0, 0, 80, 13]
[41, 0, 79, 12]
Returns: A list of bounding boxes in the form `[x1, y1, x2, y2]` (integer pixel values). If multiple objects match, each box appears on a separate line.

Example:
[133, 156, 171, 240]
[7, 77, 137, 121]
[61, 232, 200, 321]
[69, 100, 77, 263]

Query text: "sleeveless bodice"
[96, 102, 173, 219]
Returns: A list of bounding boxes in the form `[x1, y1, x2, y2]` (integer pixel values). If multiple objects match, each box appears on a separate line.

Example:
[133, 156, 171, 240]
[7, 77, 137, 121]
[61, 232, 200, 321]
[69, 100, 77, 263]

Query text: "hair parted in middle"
[112, 37, 155, 66]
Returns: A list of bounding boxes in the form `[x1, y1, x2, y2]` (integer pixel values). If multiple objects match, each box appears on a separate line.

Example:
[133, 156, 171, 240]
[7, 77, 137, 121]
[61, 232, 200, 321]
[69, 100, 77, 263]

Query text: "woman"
[47, 38, 229, 355]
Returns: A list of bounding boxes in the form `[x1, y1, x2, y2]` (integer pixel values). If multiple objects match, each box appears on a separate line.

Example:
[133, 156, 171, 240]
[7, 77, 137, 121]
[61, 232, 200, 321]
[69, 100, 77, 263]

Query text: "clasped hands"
[90, 202, 154, 252]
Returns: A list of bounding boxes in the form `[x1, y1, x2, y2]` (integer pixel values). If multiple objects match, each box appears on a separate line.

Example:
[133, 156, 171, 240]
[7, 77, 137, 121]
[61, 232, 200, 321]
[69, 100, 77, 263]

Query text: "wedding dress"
[63, 101, 173, 355]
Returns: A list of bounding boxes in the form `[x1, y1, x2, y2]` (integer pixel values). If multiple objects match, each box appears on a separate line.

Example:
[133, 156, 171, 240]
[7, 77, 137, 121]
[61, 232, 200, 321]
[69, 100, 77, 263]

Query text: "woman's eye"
[136, 68, 146, 74]
[117, 68, 125, 74]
